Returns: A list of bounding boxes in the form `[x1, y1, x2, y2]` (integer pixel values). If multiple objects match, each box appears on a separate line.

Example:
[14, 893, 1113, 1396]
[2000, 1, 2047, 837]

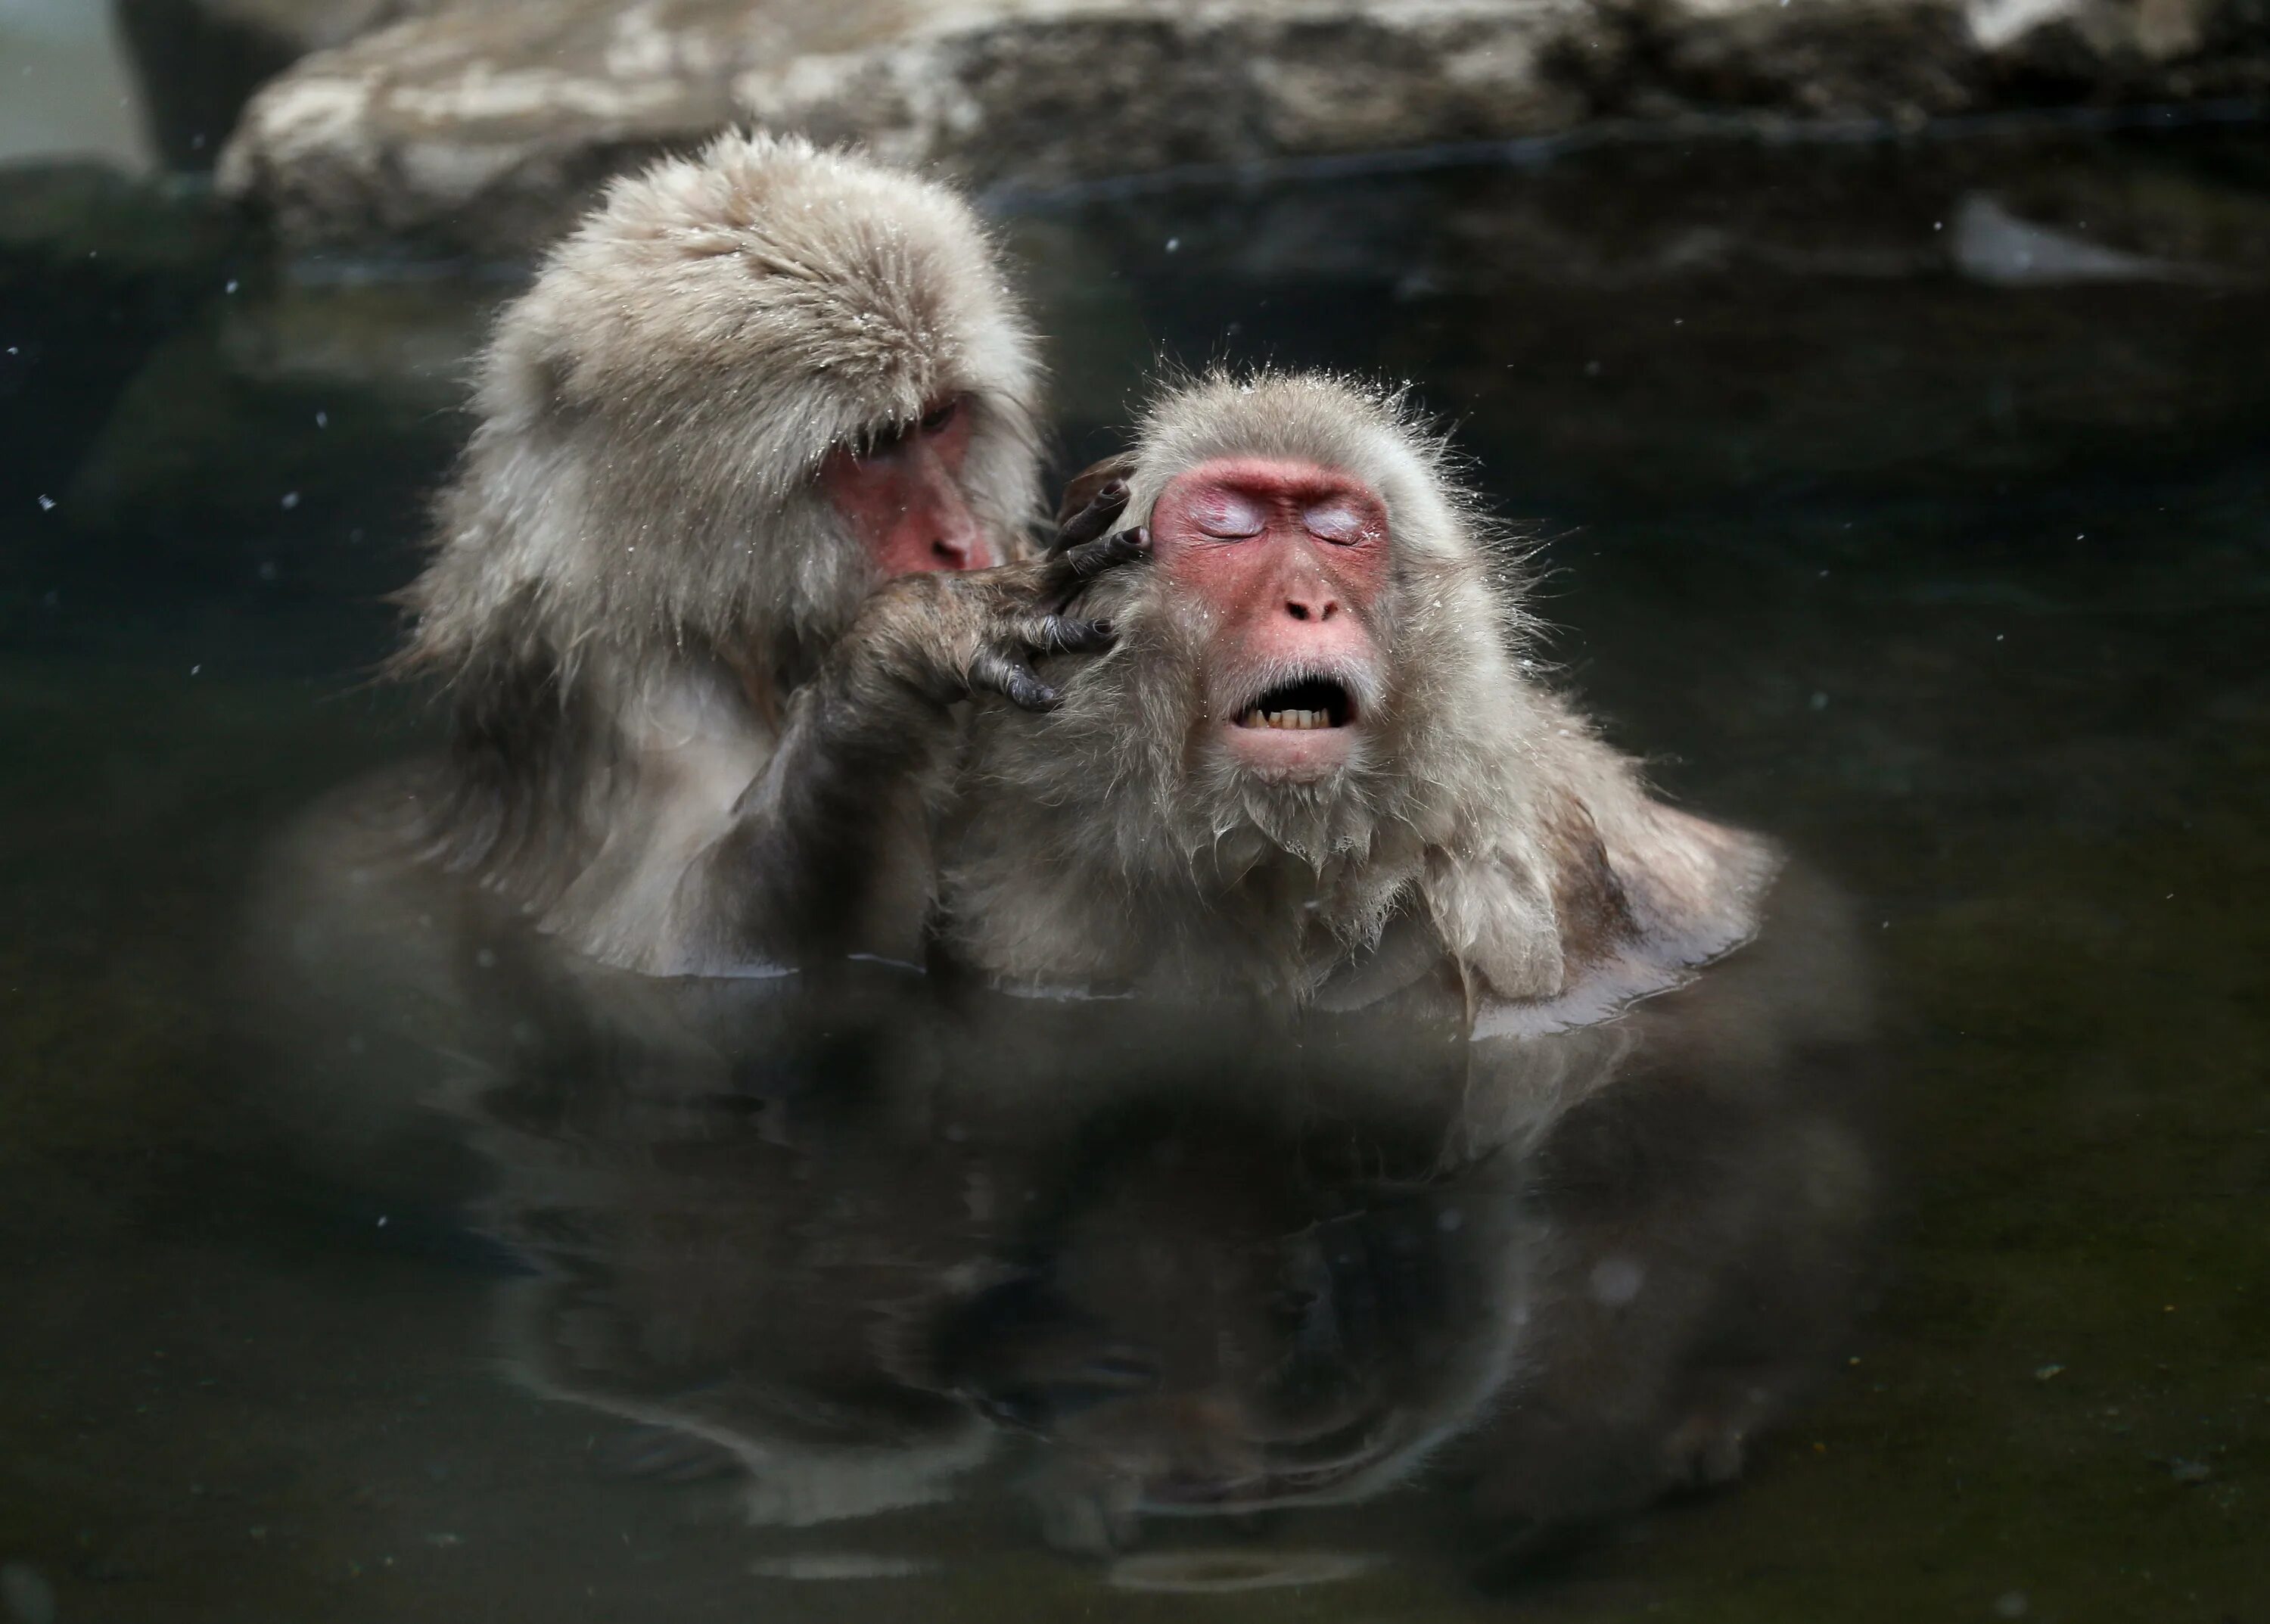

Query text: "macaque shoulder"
[1449, 785, 1783, 1038]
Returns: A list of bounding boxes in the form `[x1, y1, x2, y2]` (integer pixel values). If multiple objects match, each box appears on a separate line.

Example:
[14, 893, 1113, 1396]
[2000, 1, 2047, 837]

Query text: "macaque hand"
[846, 483, 1149, 715]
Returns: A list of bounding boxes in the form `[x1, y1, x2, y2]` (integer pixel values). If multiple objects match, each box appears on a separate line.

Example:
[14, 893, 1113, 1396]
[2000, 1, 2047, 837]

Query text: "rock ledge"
[213, 0, 2270, 254]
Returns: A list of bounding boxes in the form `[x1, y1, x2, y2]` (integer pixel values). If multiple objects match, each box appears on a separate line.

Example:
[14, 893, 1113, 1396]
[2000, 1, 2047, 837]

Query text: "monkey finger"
[1051, 479, 1130, 552]
[969, 647, 1060, 712]
[1054, 525, 1152, 588]
[1053, 451, 1140, 529]
[1017, 614, 1115, 655]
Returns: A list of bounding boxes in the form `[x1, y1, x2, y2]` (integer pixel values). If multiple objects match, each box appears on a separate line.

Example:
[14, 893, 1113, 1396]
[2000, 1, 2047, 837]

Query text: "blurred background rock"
[200, 0, 2270, 255]
[0, 0, 2262, 256]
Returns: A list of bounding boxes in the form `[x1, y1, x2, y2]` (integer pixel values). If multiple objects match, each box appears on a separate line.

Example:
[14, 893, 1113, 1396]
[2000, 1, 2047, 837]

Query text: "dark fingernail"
[1099, 479, 1127, 500]
[1092, 619, 1112, 636]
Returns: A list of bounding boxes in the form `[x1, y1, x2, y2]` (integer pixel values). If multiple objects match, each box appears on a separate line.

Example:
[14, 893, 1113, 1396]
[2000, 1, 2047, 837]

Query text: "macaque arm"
[683, 495, 1147, 970]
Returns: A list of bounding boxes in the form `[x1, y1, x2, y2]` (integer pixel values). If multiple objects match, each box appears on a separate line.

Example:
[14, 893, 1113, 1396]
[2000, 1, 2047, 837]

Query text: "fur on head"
[397, 129, 1043, 700]
[1103, 371, 1539, 869]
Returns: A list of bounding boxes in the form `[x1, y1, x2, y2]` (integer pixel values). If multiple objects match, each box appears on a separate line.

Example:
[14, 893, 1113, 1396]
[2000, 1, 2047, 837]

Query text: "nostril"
[1286, 602, 1310, 621]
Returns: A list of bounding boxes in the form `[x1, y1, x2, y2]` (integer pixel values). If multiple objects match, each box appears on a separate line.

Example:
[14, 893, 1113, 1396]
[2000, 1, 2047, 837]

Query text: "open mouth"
[1235, 677, 1356, 733]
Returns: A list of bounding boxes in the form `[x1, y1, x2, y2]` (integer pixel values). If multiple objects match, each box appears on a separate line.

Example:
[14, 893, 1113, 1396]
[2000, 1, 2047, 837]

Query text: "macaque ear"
[1055, 453, 1141, 528]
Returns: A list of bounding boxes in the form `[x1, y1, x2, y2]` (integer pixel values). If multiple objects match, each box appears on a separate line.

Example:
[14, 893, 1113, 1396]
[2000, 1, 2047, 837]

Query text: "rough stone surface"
[209, 0, 2270, 255]
[117, 0, 447, 166]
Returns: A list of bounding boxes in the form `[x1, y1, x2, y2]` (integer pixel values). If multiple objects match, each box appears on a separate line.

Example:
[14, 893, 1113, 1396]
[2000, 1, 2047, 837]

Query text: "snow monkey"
[726, 369, 1779, 1020]
[389, 130, 1057, 975]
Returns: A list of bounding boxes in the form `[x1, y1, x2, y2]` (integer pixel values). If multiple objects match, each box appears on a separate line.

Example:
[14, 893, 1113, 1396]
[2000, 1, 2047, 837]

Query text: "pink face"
[1149, 456, 1391, 782]
[819, 394, 997, 575]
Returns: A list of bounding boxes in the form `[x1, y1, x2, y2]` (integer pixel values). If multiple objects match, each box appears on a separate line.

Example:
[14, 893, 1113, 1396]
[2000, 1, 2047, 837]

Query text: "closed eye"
[1304, 501, 1372, 545]
[1193, 490, 1268, 540]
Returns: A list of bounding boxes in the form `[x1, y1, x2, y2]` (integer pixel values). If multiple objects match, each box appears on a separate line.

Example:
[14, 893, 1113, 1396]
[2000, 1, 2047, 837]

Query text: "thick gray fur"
[388, 131, 1044, 972]
[931, 371, 1781, 1019]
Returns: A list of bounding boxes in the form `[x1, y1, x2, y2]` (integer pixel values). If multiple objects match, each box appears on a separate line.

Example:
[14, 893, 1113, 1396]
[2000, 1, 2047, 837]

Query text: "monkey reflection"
[444, 860, 1874, 1575]
[933, 1103, 1538, 1556]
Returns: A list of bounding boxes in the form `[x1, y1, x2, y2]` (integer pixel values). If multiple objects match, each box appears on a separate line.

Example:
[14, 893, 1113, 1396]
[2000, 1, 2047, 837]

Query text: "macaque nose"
[925, 518, 987, 571]
[1283, 589, 1340, 623]
[931, 532, 975, 568]
[915, 444, 989, 571]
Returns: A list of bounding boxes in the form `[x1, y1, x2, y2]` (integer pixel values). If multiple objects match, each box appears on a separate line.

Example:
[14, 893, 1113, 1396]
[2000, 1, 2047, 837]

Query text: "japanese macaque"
[387, 129, 1046, 974]
[237, 132, 1077, 1217]
[754, 368, 1777, 1020]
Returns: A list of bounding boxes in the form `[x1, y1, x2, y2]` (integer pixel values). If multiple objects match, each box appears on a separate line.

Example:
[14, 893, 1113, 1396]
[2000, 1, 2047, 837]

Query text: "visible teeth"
[1240, 707, 1332, 730]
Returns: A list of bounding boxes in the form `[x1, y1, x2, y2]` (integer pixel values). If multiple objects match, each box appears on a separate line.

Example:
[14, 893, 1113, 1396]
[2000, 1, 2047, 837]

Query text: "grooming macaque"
[387, 130, 1052, 974]
[239, 130, 1087, 1212]
[751, 369, 1777, 1019]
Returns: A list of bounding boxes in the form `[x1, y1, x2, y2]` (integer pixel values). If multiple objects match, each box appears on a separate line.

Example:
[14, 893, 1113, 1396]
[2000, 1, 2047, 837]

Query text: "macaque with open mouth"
[723, 368, 1777, 1024]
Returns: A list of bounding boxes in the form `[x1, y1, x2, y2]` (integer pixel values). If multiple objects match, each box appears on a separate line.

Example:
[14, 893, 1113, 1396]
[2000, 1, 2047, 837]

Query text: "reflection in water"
[244, 776, 1880, 1588]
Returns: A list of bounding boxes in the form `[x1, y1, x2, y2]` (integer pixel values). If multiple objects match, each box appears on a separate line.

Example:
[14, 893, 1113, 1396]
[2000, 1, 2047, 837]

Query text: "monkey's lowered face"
[822, 394, 996, 575]
[1152, 457, 1387, 782]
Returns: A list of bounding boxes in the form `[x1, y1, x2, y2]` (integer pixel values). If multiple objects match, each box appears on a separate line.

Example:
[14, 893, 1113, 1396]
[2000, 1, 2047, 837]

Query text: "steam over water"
[3, 123, 2267, 1620]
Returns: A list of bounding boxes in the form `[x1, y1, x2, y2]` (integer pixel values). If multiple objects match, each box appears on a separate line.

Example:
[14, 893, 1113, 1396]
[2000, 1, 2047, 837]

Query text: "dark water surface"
[3, 125, 2268, 1622]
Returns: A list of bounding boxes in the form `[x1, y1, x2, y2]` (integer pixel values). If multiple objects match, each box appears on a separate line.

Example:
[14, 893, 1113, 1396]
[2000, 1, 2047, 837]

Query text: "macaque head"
[416, 131, 1041, 686]
[1036, 372, 1528, 873]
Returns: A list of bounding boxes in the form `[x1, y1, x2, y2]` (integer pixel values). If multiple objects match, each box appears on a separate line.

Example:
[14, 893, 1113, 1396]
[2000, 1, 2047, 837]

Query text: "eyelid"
[857, 394, 962, 461]
[1193, 490, 1267, 539]
[1304, 501, 1373, 543]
